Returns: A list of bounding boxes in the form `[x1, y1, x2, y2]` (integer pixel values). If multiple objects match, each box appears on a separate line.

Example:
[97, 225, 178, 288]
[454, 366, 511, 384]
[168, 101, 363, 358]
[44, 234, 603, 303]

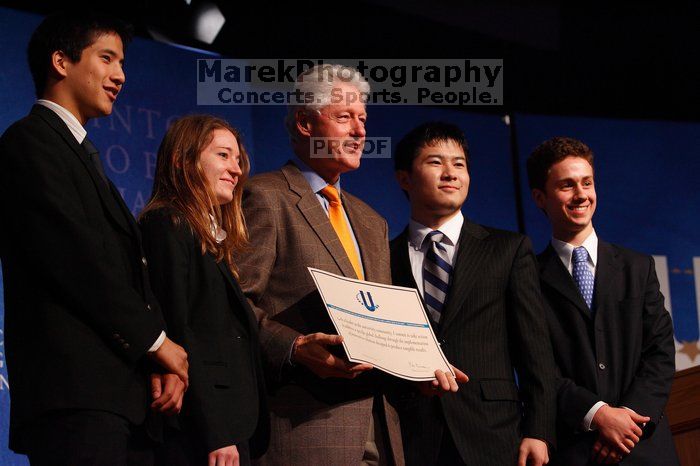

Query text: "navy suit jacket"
[140, 208, 269, 459]
[537, 241, 679, 465]
[0, 105, 165, 453]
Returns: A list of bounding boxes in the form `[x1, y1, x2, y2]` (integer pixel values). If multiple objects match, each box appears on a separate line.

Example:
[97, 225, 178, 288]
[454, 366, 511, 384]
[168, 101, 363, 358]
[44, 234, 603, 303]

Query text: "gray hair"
[285, 64, 370, 141]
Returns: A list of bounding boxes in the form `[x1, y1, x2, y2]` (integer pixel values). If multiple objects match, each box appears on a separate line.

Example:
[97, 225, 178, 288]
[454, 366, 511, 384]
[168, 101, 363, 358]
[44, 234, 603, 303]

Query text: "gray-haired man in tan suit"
[237, 65, 404, 465]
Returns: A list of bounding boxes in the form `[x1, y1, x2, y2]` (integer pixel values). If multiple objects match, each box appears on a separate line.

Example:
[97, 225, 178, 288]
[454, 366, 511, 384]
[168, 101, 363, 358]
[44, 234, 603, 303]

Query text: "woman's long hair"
[141, 114, 250, 277]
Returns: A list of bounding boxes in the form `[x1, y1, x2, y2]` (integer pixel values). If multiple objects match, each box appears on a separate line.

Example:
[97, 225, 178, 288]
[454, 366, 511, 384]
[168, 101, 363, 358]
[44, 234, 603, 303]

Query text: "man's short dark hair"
[526, 137, 595, 192]
[27, 12, 133, 98]
[393, 121, 470, 173]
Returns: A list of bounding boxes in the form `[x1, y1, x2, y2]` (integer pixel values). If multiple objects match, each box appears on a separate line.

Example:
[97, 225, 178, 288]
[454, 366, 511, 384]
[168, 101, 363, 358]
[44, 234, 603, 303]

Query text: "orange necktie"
[320, 185, 364, 280]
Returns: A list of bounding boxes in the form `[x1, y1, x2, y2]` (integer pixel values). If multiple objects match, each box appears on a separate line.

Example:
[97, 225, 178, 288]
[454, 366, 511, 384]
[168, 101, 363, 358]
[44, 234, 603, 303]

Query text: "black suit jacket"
[538, 241, 679, 466]
[0, 105, 165, 453]
[389, 219, 557, 466]
[139, 209, 269, 459]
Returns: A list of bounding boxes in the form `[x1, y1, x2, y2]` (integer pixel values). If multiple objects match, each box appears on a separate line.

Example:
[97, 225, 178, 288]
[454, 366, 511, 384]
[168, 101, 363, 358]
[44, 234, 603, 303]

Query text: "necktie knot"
[573, 246, 589, 264]
[426, 230, 445, 243]
[320, 185, 341, 205]
[424, 230, 447, 252]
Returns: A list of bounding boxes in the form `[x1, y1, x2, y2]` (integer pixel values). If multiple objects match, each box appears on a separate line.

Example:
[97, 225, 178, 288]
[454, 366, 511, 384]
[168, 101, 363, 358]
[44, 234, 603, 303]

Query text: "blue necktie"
[423, 230, 452, 324]
[572, 246, 595, 309]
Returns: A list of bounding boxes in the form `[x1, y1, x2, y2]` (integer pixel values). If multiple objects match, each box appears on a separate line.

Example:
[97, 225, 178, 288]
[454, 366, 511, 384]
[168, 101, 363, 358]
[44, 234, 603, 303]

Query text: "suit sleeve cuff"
[583, 401, 608, 431]
[147, 331, 166, 353]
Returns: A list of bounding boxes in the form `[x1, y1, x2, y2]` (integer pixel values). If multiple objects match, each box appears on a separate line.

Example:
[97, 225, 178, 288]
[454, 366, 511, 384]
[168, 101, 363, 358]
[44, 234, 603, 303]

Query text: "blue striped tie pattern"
[423, 230, 452, 324]
[572, 246, 595, 309]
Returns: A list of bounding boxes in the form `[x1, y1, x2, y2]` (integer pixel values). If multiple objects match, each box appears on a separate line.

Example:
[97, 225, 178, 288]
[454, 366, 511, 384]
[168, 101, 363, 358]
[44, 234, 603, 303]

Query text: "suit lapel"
[109, 182, 142, 240]
[391, 228, 418, 289]
[216, 260, 257, 335]
[281, 163, 357, 278]
[539, 244, 592, 320]
[593, 241, 623, 317]
[439, 219, 490, 332]
[33, 105, 132, 236]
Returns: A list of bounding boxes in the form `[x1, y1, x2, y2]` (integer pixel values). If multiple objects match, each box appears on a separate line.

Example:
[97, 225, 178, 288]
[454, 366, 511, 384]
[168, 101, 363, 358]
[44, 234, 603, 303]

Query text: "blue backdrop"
[1, 6, 698, 464]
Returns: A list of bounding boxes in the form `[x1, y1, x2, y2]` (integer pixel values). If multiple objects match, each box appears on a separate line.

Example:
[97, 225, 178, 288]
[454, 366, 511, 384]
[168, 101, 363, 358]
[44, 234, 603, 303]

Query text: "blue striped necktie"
[572, 246, 595, 309]
[423, 230, 452, 324]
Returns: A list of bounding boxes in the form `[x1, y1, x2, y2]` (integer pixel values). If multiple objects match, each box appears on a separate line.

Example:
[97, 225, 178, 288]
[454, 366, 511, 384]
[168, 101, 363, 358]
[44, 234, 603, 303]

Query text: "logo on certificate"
[356, 291, 379, 312]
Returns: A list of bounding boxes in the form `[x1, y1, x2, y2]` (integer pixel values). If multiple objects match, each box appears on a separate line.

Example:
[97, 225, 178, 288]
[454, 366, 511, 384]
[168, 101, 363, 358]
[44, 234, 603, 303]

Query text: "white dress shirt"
[551, 229, 604, 431]
[407, 211, 464, 297]
[551, 229, 598, 278]
[36, 99, 87, 143]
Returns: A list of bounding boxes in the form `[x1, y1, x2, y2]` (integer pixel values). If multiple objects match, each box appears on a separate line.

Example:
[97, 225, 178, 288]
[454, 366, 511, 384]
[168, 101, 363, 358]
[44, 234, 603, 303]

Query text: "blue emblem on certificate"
[357, 291, 378, 311]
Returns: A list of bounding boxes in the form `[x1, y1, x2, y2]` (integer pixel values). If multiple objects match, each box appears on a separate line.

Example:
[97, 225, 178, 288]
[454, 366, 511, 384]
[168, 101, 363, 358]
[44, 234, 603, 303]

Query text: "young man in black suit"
[527, 137, 679, 465]
[389, 122, 556, 466]
[0, 13, 188, 465]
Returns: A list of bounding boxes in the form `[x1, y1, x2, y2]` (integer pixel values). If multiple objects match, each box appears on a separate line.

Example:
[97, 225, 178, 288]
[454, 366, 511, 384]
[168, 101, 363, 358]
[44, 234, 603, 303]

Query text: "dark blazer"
[537, 241, 679, 466]
[0, 105, 165, 453]
[237, 163, 404, 465]
[139, 208, 269, 460]
[389, 219, 557, 466]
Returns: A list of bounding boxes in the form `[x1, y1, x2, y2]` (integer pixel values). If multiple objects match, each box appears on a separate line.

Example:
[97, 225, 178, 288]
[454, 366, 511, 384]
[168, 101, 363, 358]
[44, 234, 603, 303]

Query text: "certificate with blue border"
[308, 267, 454, 381]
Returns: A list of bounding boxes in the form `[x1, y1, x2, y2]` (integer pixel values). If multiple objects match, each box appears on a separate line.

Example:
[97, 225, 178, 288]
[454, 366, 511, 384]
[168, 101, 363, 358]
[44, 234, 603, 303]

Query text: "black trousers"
[24, 409, 154, 466]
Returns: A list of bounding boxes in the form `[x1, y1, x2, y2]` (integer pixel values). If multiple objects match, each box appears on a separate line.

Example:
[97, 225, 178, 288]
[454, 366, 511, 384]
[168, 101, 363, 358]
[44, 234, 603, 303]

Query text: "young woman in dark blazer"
[139, 115, 268, 466]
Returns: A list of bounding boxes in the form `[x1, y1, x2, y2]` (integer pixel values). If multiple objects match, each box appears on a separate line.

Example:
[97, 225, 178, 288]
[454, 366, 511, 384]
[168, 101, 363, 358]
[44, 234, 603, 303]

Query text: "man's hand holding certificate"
[308, 267, 464, 383]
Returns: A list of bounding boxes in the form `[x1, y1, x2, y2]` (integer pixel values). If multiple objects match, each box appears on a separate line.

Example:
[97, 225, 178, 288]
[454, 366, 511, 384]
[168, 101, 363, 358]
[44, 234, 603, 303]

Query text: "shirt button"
[146, 304, 152, 311]
[141, 257, 148, 267]
[112, 333, 120, 340]
[123, 343, 130, 350]
[598, 363, 606, 370]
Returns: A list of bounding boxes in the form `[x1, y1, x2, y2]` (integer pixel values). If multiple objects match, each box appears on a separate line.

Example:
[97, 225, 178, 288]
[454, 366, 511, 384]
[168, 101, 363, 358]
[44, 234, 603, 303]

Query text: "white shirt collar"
[551, 228, 598, 270]
[209, 213, 227, 244]
[408, 211, 464, 250]
[36, 99, 87, 144]
[293, 157, 342, 195]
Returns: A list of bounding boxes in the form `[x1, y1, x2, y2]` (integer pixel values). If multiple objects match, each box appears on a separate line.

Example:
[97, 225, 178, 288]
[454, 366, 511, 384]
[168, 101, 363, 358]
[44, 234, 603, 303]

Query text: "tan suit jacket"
[238, 162, 403, 465]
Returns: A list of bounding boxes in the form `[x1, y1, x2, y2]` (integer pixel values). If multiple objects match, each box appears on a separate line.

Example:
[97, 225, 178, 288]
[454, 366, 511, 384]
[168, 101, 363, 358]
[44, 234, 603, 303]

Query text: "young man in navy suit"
[527, 137, 679, 465]
[389, 121, 556, 466]
[0, 13, 188, 465]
